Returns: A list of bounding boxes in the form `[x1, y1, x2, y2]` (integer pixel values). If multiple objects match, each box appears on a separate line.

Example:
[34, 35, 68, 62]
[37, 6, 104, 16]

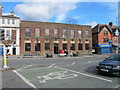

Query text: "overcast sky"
[1, 0, 119, 27]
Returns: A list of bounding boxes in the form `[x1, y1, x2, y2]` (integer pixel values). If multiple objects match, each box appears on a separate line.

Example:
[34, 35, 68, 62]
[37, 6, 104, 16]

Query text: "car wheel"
[108, 72, 113, 77]
[98, 70, 102, 75]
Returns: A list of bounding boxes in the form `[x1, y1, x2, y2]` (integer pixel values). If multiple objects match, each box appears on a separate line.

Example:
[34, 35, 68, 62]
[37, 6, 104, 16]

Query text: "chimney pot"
[109, 22, 113, 27]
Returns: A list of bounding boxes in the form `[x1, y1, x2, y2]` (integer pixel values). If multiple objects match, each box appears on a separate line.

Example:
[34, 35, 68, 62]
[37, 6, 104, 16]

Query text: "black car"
[46, 52, 53, 58]
[96, 54, 120, 76]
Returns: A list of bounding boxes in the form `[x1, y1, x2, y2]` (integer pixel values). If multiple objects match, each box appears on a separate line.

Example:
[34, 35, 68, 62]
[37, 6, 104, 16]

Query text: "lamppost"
[116, 16, 120, 53]
[115, 29, 119, 53]
[2, 39, 13, 68]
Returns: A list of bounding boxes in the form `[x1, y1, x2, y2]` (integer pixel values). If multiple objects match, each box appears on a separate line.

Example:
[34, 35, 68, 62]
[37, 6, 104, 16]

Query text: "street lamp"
[115, 29, 119, 53]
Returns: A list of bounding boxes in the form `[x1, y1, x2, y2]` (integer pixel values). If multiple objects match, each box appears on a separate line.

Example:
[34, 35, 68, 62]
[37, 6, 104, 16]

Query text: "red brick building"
[92, 22, 120, 54]
[20, 21, 92, 55]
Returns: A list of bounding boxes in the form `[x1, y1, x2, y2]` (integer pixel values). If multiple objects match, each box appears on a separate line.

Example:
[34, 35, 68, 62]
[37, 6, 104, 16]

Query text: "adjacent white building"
[0, 4, 20, 55]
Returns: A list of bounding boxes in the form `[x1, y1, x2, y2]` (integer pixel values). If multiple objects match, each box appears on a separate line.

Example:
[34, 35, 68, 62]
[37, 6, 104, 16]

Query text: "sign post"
[3, 45, 7, 68]
[115, 29, 119, 53]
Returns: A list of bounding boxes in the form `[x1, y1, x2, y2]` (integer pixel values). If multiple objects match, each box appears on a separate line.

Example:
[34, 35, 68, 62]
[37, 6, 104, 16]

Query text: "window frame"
[25, 43, 31, 51]
[63, 29, 67, 38]
[35, 28, 40, 37]
[25, 27, 30, 37]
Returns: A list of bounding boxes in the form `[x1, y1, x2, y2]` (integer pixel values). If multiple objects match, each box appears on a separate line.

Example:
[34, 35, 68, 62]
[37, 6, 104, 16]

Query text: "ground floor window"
[35, 43, 40, 51]
[25, 43, 31, 51]
[63, 43, 67, 50]
[70, 43, 75, 50]
[112, 46, 120, 53]
[45, 43, 50, 51]
[85, 43, 89, 50]
[78, 43, 82, 50]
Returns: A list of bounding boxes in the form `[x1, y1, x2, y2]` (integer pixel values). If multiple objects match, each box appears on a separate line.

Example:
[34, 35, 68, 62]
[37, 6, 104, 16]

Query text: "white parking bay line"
[48, 63, 56, 68]
[13, 70, 36, 88]
[55, 66, 113, 83]
[17, 65, 33, 71]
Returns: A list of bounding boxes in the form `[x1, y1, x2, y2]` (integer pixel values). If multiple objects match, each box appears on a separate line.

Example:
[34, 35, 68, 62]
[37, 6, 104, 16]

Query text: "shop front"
[98, 44, 112, 54]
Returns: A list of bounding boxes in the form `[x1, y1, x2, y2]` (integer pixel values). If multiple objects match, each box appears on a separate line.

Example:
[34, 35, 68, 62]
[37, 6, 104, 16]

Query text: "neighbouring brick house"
[20, 21, 92, 55]
[0, 4, 20, 55]
[92, 22, 120, 54]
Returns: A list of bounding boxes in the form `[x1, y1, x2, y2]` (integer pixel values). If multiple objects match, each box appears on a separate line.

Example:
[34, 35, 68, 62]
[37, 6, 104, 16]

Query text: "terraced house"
[20, 21, 92, 55]
[92, 22, 120, 54]
[0, 4, 20, 55]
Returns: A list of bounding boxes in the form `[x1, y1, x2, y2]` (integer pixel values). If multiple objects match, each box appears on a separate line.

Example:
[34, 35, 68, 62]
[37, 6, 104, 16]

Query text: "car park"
[96, 53, 120, 76]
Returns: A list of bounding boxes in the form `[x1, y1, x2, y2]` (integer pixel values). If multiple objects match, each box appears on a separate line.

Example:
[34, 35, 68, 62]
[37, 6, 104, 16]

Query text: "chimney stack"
[0, 4, 2, 16]
[10, 11, 14, 16]
[109, 22, 113, 27]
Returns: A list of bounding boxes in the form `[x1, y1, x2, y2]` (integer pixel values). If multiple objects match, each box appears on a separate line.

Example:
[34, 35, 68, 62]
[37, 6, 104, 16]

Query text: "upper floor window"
[71, 30, 75, 38]
[63, 29, 67, 38]
[85, 31, 89, 39]
[25, 27, 30, 37]
[103, 37, 109, 43]
[114, 38, 118, 43]
[2, 19, 5, 24]
[35, 28, 40, 37]
[6, 30, 10, 37]
[54, 29, 58, 37]
[7, 19, 10, 24]
[12, 19, 15, 24]
[45, 29, 50, 37]
[78, 30, 82, 39]
[104, 31, 108, 35]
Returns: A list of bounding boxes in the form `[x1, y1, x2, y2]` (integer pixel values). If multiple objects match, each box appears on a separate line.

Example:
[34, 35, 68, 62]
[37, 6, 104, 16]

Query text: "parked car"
[73, 52, 79, 57]
[46, 52, 53, 58]
[59, 50, 66, 57]
[96, 53, 120, 76]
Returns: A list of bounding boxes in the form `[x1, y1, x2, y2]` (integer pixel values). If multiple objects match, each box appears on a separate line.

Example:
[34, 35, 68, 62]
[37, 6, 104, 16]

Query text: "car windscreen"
[107, 54, 120, 61]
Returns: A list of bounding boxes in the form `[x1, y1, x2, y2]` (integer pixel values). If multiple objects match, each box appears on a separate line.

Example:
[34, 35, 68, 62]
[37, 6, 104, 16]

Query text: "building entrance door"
[13, 48, 16, 55]
[54, 43, 58, 54]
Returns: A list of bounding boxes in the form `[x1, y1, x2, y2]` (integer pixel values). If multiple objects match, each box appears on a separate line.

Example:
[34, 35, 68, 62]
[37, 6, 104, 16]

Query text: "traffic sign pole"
[3, 45, 8, 68]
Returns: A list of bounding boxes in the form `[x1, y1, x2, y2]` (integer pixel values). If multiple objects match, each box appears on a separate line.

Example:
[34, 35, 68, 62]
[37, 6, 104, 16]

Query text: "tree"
[64, 18, 78, 24]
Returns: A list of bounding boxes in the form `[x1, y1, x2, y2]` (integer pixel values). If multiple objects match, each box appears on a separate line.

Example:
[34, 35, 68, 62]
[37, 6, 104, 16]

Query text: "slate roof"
[2, 15, 20, 19]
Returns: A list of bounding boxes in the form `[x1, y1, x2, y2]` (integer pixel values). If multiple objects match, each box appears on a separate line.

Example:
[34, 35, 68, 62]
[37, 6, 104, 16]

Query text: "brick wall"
[20, 21, 92, 55]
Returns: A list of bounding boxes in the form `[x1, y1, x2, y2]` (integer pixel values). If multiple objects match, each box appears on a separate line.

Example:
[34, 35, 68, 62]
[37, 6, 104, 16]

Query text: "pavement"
[1, 54, 110, 60]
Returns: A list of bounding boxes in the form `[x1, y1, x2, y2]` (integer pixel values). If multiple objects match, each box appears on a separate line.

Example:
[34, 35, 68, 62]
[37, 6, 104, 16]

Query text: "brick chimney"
[109, 22, 113, 27]
[0, 4, 2, 16]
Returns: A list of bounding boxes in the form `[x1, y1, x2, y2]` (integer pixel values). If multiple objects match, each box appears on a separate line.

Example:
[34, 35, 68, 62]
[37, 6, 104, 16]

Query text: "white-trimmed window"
[7, 19, 10, 24]
[78, 30, 82, 39]
[71, 30, 75, 38]
[35, 28, 40, 37]
[63, 29, 67, 38]
[104, 30, 108, 35]
[114, 38, 118, 43]
[12, 19, 15, 24]
[6, 30, 10, 37]
[85, 31, 89, 39]
[2, 19, 5, 24]
[25, 27, 30, 37]
[54, 29, 58, 37]
[45, 29, 50, 37]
